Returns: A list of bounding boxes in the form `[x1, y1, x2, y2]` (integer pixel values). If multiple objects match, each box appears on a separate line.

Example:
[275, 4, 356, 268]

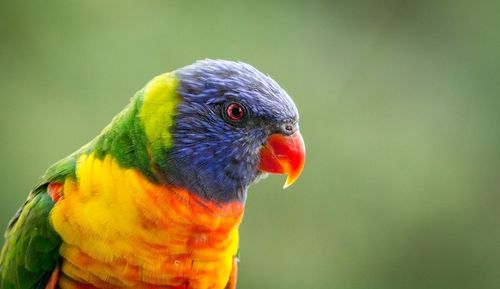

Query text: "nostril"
[269, 122, 297, 135]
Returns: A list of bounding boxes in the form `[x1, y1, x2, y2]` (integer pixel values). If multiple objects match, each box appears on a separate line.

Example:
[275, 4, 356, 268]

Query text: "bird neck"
[88, 90, 158, 181]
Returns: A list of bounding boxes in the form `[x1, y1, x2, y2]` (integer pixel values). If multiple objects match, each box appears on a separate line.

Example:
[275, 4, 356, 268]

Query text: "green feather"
[0, 187, 62, 289]
[92, 89, 155, 180]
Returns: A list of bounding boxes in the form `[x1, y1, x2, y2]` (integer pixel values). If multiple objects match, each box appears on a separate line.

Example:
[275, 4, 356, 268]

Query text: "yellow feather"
[139, 73, 181, 149]
[50, 153, 242, 289]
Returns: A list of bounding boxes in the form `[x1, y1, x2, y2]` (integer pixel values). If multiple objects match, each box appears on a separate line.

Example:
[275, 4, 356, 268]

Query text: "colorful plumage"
[0, 60, 305, 289]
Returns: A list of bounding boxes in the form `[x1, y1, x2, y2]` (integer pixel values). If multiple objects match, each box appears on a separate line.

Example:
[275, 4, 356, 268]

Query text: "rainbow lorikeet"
[0, 60, 305, 289]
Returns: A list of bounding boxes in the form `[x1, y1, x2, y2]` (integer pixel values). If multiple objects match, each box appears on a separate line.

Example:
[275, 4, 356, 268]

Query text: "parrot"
[0, 59, 305, 289]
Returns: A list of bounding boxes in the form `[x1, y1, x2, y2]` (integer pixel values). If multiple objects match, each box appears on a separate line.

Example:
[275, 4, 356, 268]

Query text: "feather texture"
[0, 186, 62, 289]
[51, 153, 242, 289]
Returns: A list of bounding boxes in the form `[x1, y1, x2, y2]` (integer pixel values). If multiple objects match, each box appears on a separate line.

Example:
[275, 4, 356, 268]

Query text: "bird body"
[53, 153, 242, 289]
[0, 60, 305, 289]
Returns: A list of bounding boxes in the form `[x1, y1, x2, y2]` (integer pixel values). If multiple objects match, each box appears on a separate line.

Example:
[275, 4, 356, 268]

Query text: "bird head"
[140, 60, 305, 203]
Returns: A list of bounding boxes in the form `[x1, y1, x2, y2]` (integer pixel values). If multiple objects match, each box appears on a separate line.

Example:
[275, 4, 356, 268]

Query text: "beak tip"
[283, 174, 299, 189]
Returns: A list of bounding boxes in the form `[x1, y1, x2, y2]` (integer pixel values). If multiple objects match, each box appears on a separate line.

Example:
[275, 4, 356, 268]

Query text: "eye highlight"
[225, 102, 246, 122]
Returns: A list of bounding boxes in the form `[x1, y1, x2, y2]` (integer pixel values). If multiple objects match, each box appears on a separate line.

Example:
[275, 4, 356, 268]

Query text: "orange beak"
[259, 131, 306, 188]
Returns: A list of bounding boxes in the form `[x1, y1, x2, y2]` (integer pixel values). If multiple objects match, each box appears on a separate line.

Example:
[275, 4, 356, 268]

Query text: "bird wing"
[0, 185, 62, 289]
[0, 156, 76, 289]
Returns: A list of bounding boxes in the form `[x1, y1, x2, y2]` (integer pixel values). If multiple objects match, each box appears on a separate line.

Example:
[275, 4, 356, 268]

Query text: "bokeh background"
[1, 1, 500, 288]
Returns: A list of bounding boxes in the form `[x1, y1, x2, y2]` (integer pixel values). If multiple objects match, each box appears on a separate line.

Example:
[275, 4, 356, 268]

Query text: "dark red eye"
[226, 103, 245, 121]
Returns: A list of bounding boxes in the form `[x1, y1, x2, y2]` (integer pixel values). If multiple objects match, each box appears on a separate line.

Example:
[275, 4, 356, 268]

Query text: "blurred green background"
[1, 0, 500, 288]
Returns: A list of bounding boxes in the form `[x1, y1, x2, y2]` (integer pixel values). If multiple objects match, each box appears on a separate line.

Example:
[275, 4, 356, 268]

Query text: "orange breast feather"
[50, 153, 244, 289]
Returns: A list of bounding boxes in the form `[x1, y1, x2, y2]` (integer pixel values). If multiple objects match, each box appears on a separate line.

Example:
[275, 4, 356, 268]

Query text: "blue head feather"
[159, 59, 298, 202]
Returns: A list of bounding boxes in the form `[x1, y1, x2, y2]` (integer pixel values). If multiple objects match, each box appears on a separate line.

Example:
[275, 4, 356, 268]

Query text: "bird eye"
[225, 102, 246, 122]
